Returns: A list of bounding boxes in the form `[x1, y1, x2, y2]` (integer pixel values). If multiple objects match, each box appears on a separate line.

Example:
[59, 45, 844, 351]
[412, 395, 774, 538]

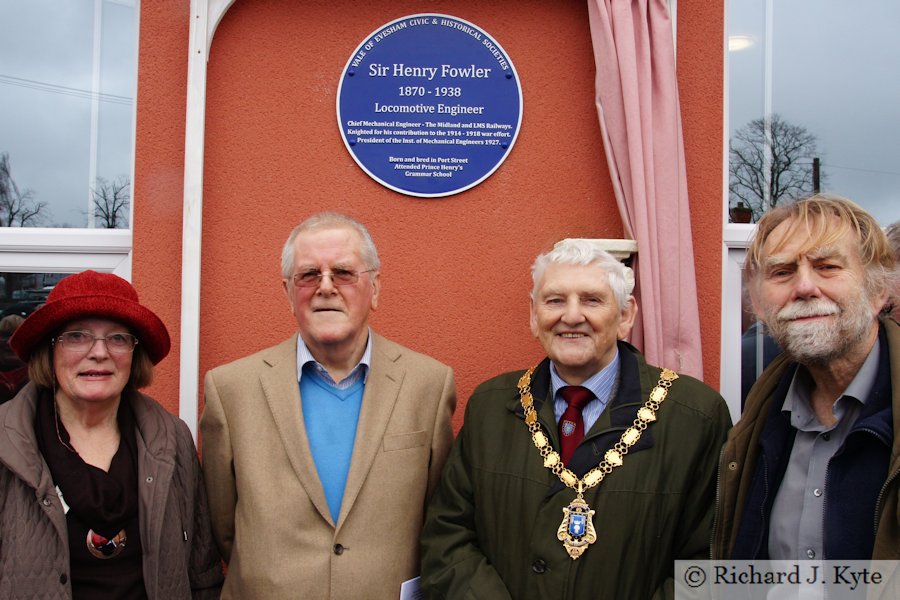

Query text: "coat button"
[333, 544, 344, 555]
[41, 498, 52, 507]
[59, 573, 68, 585]
[727, 461, 738, 471]
[531, 558, 546, 574]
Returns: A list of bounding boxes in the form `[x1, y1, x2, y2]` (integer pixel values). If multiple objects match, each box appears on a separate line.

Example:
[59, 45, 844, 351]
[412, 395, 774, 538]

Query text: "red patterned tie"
[559, 386, 594, 465]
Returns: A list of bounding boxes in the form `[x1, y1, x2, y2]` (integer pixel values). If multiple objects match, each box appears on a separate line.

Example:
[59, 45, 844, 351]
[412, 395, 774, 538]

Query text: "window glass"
[738, 273, 781, 406]
[0, 271, 69, 403]
[0, 272, 68, 318]
[0, 0, 137, 228]
[728, 0, 900, 226]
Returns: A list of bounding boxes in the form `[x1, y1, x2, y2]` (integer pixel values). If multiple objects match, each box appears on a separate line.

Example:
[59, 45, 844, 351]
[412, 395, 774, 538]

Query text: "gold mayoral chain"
[517, 366, 678, 560]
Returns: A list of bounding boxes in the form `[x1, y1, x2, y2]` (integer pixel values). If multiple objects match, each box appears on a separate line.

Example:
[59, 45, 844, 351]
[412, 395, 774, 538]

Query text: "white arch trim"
[180, 0, 238, 441]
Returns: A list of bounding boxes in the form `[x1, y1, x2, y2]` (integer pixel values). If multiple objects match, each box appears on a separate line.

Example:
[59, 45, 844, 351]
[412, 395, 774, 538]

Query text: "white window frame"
[0, 229, 132, 277]
[1, 2, 139, 281]
[720, 225, 753, 424]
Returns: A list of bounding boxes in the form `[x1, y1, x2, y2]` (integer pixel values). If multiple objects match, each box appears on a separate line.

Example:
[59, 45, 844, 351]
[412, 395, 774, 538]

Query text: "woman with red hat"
[0, 270, 223, 598]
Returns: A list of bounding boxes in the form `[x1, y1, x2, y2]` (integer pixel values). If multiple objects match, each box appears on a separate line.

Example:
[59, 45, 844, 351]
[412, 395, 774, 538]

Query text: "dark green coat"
[421, 342, 731, 600]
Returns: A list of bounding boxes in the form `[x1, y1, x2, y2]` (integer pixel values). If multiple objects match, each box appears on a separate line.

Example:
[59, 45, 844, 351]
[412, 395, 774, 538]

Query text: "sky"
[728, 0, 900, 226]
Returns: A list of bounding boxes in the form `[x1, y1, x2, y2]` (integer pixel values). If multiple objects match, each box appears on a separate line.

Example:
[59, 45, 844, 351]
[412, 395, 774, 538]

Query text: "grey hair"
[281, 212, 381, 277]
[531, 238, 635, 309]
[885, 220, 900, 317]
[886, 220, 900, 261]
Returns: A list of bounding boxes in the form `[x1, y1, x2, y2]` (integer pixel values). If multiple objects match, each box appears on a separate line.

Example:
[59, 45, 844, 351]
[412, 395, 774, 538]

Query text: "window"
[721, 0, 900, 411]
[727, 0, 900, 225]
[0, 0, 137, 310]
[1, 0, 137, 229]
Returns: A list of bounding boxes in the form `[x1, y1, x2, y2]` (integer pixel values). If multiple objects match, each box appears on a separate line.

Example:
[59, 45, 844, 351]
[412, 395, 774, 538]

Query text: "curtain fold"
[587, 0, 703, 378]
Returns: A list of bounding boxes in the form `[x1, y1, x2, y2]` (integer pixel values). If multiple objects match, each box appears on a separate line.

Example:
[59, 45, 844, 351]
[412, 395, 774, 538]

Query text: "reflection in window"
[0, 272, 68, 318]
[727, 0, 900, 226]
[0, 0, 137, 228]
[739, 274, 781, 406]
[0, 271, 68, 403]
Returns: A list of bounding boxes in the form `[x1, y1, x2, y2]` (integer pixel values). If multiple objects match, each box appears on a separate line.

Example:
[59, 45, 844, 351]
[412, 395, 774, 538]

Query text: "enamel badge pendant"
[86, 528, 127, 559]
[557, 493, 596, 559]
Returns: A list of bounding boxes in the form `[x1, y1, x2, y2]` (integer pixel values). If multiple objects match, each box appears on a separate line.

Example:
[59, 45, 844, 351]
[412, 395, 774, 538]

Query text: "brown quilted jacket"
[0, 383, 223, 599]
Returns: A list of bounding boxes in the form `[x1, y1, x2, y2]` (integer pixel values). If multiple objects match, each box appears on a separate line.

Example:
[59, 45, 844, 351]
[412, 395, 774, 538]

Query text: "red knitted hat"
[10, 270, 171, 364]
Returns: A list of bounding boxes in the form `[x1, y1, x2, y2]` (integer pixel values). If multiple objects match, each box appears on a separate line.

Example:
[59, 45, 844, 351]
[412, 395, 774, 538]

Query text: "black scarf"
[35, 389, 139, 539]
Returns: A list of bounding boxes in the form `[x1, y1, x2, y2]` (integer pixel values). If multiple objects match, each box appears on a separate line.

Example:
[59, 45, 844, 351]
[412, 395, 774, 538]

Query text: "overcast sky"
[729, 0, 900, 226]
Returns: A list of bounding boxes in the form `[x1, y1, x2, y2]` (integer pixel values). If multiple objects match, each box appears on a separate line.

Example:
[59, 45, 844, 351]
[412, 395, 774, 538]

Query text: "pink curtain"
[587, 0, 703, 378]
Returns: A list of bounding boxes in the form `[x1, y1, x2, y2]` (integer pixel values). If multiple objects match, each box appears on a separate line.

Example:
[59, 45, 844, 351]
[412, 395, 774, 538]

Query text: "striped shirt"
[550, 350, 621, 433]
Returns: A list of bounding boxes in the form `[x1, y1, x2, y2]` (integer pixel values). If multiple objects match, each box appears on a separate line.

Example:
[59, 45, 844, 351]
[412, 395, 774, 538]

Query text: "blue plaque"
[337, 14, 522, 197]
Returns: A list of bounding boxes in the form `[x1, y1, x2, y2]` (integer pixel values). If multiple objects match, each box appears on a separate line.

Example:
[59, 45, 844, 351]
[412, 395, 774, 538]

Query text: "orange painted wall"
[132, 2, 191, 416]
[677, 1, 725, 388]
[132, 0, 724, 427]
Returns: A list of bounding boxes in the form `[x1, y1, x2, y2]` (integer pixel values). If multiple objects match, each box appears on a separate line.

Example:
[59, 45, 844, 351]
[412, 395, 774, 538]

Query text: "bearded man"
[713, 195, 900, 561]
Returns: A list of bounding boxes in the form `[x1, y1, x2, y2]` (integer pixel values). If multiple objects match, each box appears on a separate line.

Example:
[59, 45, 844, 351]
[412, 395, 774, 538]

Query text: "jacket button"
[60, 573, 68, 585]
[531, 558, 546, 574]
[727, 461, 738, 471]
[41, 498, 52, 507]
[333, 544, 344, 555]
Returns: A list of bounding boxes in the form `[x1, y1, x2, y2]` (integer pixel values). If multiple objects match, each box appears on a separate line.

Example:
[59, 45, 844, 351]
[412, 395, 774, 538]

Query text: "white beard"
[765, 295, 875, 367]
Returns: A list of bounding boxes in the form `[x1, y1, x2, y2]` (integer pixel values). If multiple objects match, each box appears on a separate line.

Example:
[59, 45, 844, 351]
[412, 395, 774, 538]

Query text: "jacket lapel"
[335, 334, 404, 531]
[258, 336, 332, 524]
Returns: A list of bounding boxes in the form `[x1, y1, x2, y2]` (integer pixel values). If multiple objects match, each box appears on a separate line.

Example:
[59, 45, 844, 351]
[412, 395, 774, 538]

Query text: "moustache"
[776, 299, 840, 321]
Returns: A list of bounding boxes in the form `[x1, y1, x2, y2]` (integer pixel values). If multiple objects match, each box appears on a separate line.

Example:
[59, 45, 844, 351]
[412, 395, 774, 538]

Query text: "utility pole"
[812, 157, 820, 193]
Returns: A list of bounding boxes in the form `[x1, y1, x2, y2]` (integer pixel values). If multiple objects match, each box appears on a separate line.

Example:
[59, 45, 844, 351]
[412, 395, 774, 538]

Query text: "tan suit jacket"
[200, 333, 456, 600]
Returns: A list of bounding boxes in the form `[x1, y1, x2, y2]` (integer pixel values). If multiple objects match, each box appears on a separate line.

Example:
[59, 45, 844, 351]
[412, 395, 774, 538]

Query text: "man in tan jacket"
[201, 212, 456, 599]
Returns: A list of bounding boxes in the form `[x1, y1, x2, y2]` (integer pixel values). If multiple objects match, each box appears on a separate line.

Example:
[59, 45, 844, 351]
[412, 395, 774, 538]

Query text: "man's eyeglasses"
[291, 268, 376, 288]
[53, 331, 139, 354]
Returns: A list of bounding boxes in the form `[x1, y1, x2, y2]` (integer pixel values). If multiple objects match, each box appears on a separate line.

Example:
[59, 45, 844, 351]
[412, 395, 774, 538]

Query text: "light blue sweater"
[300, 368, 364, 522]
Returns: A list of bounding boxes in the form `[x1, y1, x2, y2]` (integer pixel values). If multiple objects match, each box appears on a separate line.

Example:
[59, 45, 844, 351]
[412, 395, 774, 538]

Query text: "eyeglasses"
[291, 268, 376, 288]
[53, 331, 139, 354]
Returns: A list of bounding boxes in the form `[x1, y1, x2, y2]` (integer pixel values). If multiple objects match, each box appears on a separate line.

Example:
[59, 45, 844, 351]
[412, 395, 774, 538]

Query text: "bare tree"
[729, 114, 822, 222]
[92, 176, 130, 228]
[0, 152, 47, 227]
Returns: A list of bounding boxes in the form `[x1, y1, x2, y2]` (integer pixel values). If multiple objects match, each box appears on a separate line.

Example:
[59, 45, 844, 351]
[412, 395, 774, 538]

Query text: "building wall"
[132, 0, 723, 428]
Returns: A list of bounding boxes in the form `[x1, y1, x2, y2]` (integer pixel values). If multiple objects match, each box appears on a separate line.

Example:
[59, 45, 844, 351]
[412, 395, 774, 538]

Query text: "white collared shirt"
[295, 329, 373, 389]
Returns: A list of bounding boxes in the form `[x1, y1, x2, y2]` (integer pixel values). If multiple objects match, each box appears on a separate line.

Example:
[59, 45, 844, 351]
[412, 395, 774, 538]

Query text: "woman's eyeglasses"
[53, 331, 139, 354]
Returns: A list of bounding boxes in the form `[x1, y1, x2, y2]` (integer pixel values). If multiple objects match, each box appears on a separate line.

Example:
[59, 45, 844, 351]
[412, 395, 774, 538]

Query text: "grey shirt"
[767, 341, 880, 560]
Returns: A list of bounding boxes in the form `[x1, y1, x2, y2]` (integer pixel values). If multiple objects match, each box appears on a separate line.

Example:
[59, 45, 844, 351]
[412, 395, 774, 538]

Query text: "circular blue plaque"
[337, 14, 522, 198]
